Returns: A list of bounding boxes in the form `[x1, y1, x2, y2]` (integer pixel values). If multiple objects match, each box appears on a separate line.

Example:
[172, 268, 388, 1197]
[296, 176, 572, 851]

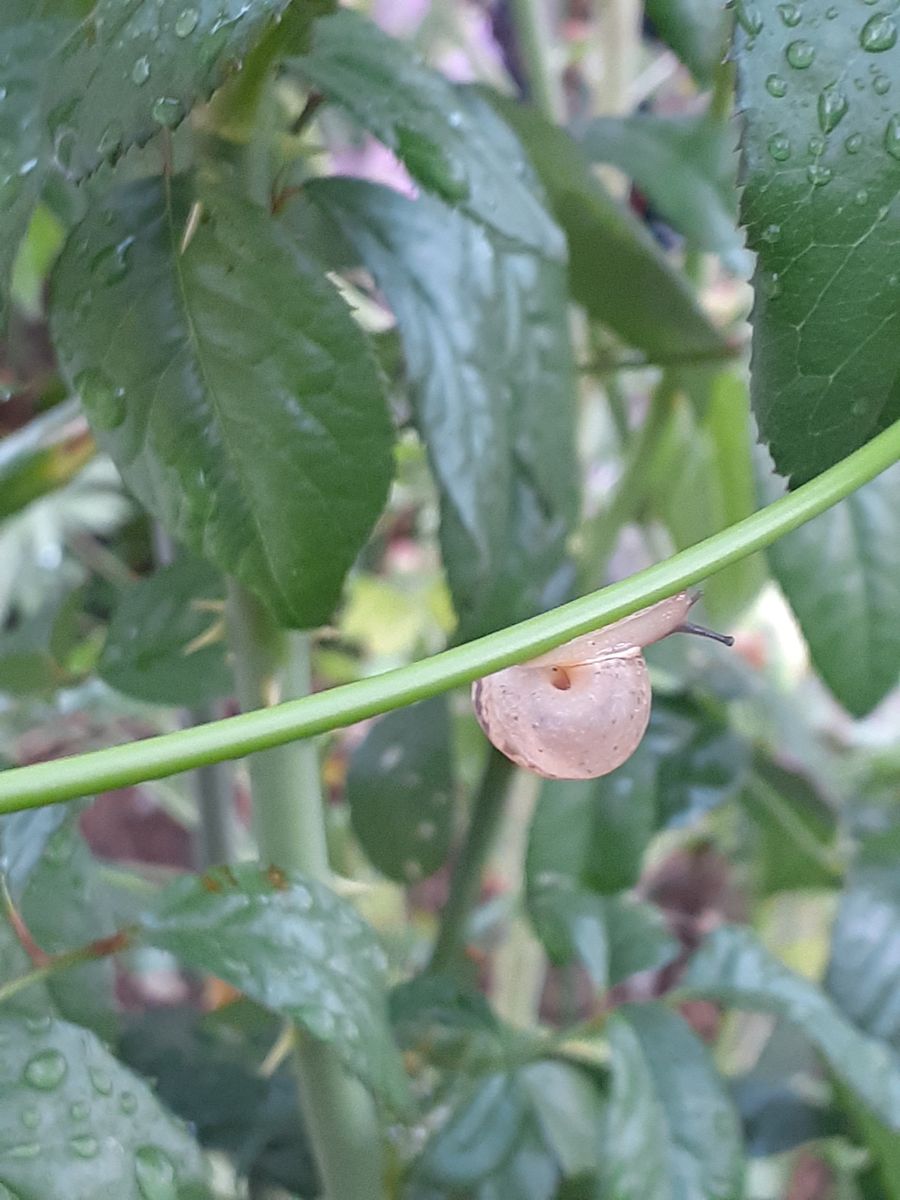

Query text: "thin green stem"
[429, 748, 515, 973]
[1, 419, 900, 812]
[509, 0, 563, 120]
[226, 584, 383, 1200]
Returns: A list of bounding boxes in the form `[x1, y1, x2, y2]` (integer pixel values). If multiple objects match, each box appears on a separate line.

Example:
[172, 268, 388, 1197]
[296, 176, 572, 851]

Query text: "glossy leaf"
[826, 831, 900, 1051]
[416, 1073, 530, 1188]
[51, 176, 393, 629]
[293, 13, 563, 258]
[0, 1013, 208, 1199]
[681, 925, 900, 1128]
[99, 557, 231, 707]
[765, 463, 900, 715]
[485, 93, 728, 360]
[579, 114, 745, 270]
[643, 0, 729, 86]
[737, 0, 900, 483]
[309, 178, 577, 638]
[346, 698, 455, 883]
[141, 863, 408, 1109]
[0, 0, 298, 309]
[604, 1003, 744, 1200]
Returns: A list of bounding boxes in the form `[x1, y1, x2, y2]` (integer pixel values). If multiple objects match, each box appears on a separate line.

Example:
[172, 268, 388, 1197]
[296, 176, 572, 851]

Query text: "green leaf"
[681, 925, 900, 1128]
[21, 816, 118, 1040]
[51, 175, 393, 629]
[643, 0, 730, 86]
[0, 803, 74, 904]
[527, 762, 657, 897]
[579, 114, 746, 270]
[0, 1012, 208, 1199]
[0, 0, 297, 310]
[141, 862, 408, 1109]
[764, 464, 900, 716]
[741, 759, 839, 895]
[835, 1082, 900, 1200]
[604, 1003, 744, 1200]
[484, 92, 727, 361]
[99, 557, 231, 707]
[826, 832, 900, 1051]
[346, 698, 455, 883]
[0, 399, 94, 524]
[417, 1073, 531, 1189]
[737, 0, 900, 484]
[292, 13, 563, 258]
[518, 1061, 606, 1181]
[308, 178, 577, 638]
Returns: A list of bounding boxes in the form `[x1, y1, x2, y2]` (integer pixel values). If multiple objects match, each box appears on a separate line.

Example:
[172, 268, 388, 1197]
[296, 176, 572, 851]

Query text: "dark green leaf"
[0, 0, 298, 309]
[308, 178, 577, 638]
[644, 0, 730, 86]
[826, 831, 900, 1051]
[0, 907, 53, 1018]
[118, 1006, 318, 1196]
[0, 803, 73, 904]
[737, 0, 900, 483]
[579, 114, 745, 270]
[764, 464, 900, 716]
[99, 557, 231, 707]
[518, 1061, 606, 1181]
[0, 1012, 208, 1199]
[527, 760, 656, 897]
[51, 175, 393, 629]
[485, 92, 728, 360]
[347, 698, 455, 883]
[22, 816, 118, 1040]
[141, 862, 408, 1109]
[681, 925, 900, 1128]
[604, 1003, 744, 1200]
[734, 1078, 841, 1157]
[293, 13, 563, 257]
[835, 1081, 900, 1200]
[417, 1073, 530, 1188]
[741, 759, 839, 895]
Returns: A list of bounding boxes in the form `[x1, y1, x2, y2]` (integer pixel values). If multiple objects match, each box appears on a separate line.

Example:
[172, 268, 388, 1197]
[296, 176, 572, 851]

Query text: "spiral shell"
[472, 592, 695, 781]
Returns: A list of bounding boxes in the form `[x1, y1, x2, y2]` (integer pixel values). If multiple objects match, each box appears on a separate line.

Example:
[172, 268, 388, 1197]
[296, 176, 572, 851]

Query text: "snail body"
[472, 592, 728, 781]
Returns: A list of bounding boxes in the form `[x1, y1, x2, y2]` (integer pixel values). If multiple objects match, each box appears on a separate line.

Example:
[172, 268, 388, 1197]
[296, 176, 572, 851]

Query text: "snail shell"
[472, 592, 695, 781]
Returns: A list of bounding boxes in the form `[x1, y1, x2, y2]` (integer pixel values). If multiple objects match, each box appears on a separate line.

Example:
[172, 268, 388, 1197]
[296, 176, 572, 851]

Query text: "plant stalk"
[429, 747, 514, 973]
[509, 0, 564, 120]
[2, 418, 900, 812]
[226, 583, 384, 1200]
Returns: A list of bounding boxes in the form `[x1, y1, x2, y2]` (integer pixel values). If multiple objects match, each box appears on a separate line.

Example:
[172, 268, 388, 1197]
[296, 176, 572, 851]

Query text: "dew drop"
[860, 13, 897, 51]
[808, 134, 826, 156]
[52, 128, 76, 171]
[874, 73, 891, 94]
[766, 74, 788, 97]
[735, 0, 764, 34]
[3, 1142, 40, 1160]
[884, 115, 900, 159]
[131, 55, 151, 84]
[89, 1067, 113, 1096]
[19, 1107, 39, 1130]
[777, 3, 802, 26]
[767, 132, 792, 160]
[826, 4, 838, 15]
[807, 162, 833, 185]
[174, 8, 199, 36]
[761, 223, 782, 242]
[69, 1100, 89, 1121]
[97, 122, 122, 158]
[151, 96, 183, 127]
[23, 1050, 67, 1091]
[120, 1092, 138, 1115]
[845, 133, 864, 153]
[69, 1135, 99, 1160]
[77, 372, 127, 431]
[134, 1145, 178, 1200]
[855, 187, 870, 204]
[818, 88, 848, 133]
[24, 1015, 51, 1035]
[786, 39, 816, 68]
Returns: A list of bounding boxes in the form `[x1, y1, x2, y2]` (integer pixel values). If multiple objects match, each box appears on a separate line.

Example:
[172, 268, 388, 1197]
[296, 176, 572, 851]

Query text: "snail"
[472, 591, 733, 781]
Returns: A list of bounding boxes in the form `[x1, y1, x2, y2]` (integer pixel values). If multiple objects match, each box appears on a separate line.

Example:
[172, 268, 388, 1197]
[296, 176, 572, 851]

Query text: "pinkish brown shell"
[472, 592, 694, 780]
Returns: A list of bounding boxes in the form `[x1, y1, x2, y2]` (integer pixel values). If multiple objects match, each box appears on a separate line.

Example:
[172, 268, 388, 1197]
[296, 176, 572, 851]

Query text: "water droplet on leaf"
[807, 162, 833, 185]
[873, 73, 891, 94]
[131, 55, 151, 84]
[735, 0, 764, 34]
[120, 1092, 138, 1115]
[134, 1145, 178, 1200]
[884, 114, 900, 159]
[761, 223, 782, 242]
[786, 39, 816, 67]
[766, 74, 788, 97]
[174, 8, 199, 36]
[855, 187, 869, 204]
[845, 133, 864, 153]
[19, 1107, 39, 1130]
[861, 13, 897, 51]
[23, 1050, 67, 1090]
[808, 134, 826, 156]
[777, 3, 802, 26]
[395, 126, 469, 203]
[151, 97, 183, 127]
[69, 1101, 89, 1121]
[69, 1135, 99, 1159]
[767, 132, 792, 160]
[89, 1067, 113, 1096]
[818, 88, 848, 132]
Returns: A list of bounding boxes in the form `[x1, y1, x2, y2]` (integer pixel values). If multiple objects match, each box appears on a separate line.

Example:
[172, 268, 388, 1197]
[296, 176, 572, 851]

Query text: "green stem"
[509, 0, 563, 120]
[226, 583, 383, 1200]
[429, 748, 514, 973]
[2, 419, 900, 812]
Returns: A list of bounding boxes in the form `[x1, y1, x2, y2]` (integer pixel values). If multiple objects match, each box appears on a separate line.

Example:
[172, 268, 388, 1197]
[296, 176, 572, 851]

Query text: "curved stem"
[1, 418, 900, 813]
[429, 748, 514, 973]
[226, 583, 384, 1200]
